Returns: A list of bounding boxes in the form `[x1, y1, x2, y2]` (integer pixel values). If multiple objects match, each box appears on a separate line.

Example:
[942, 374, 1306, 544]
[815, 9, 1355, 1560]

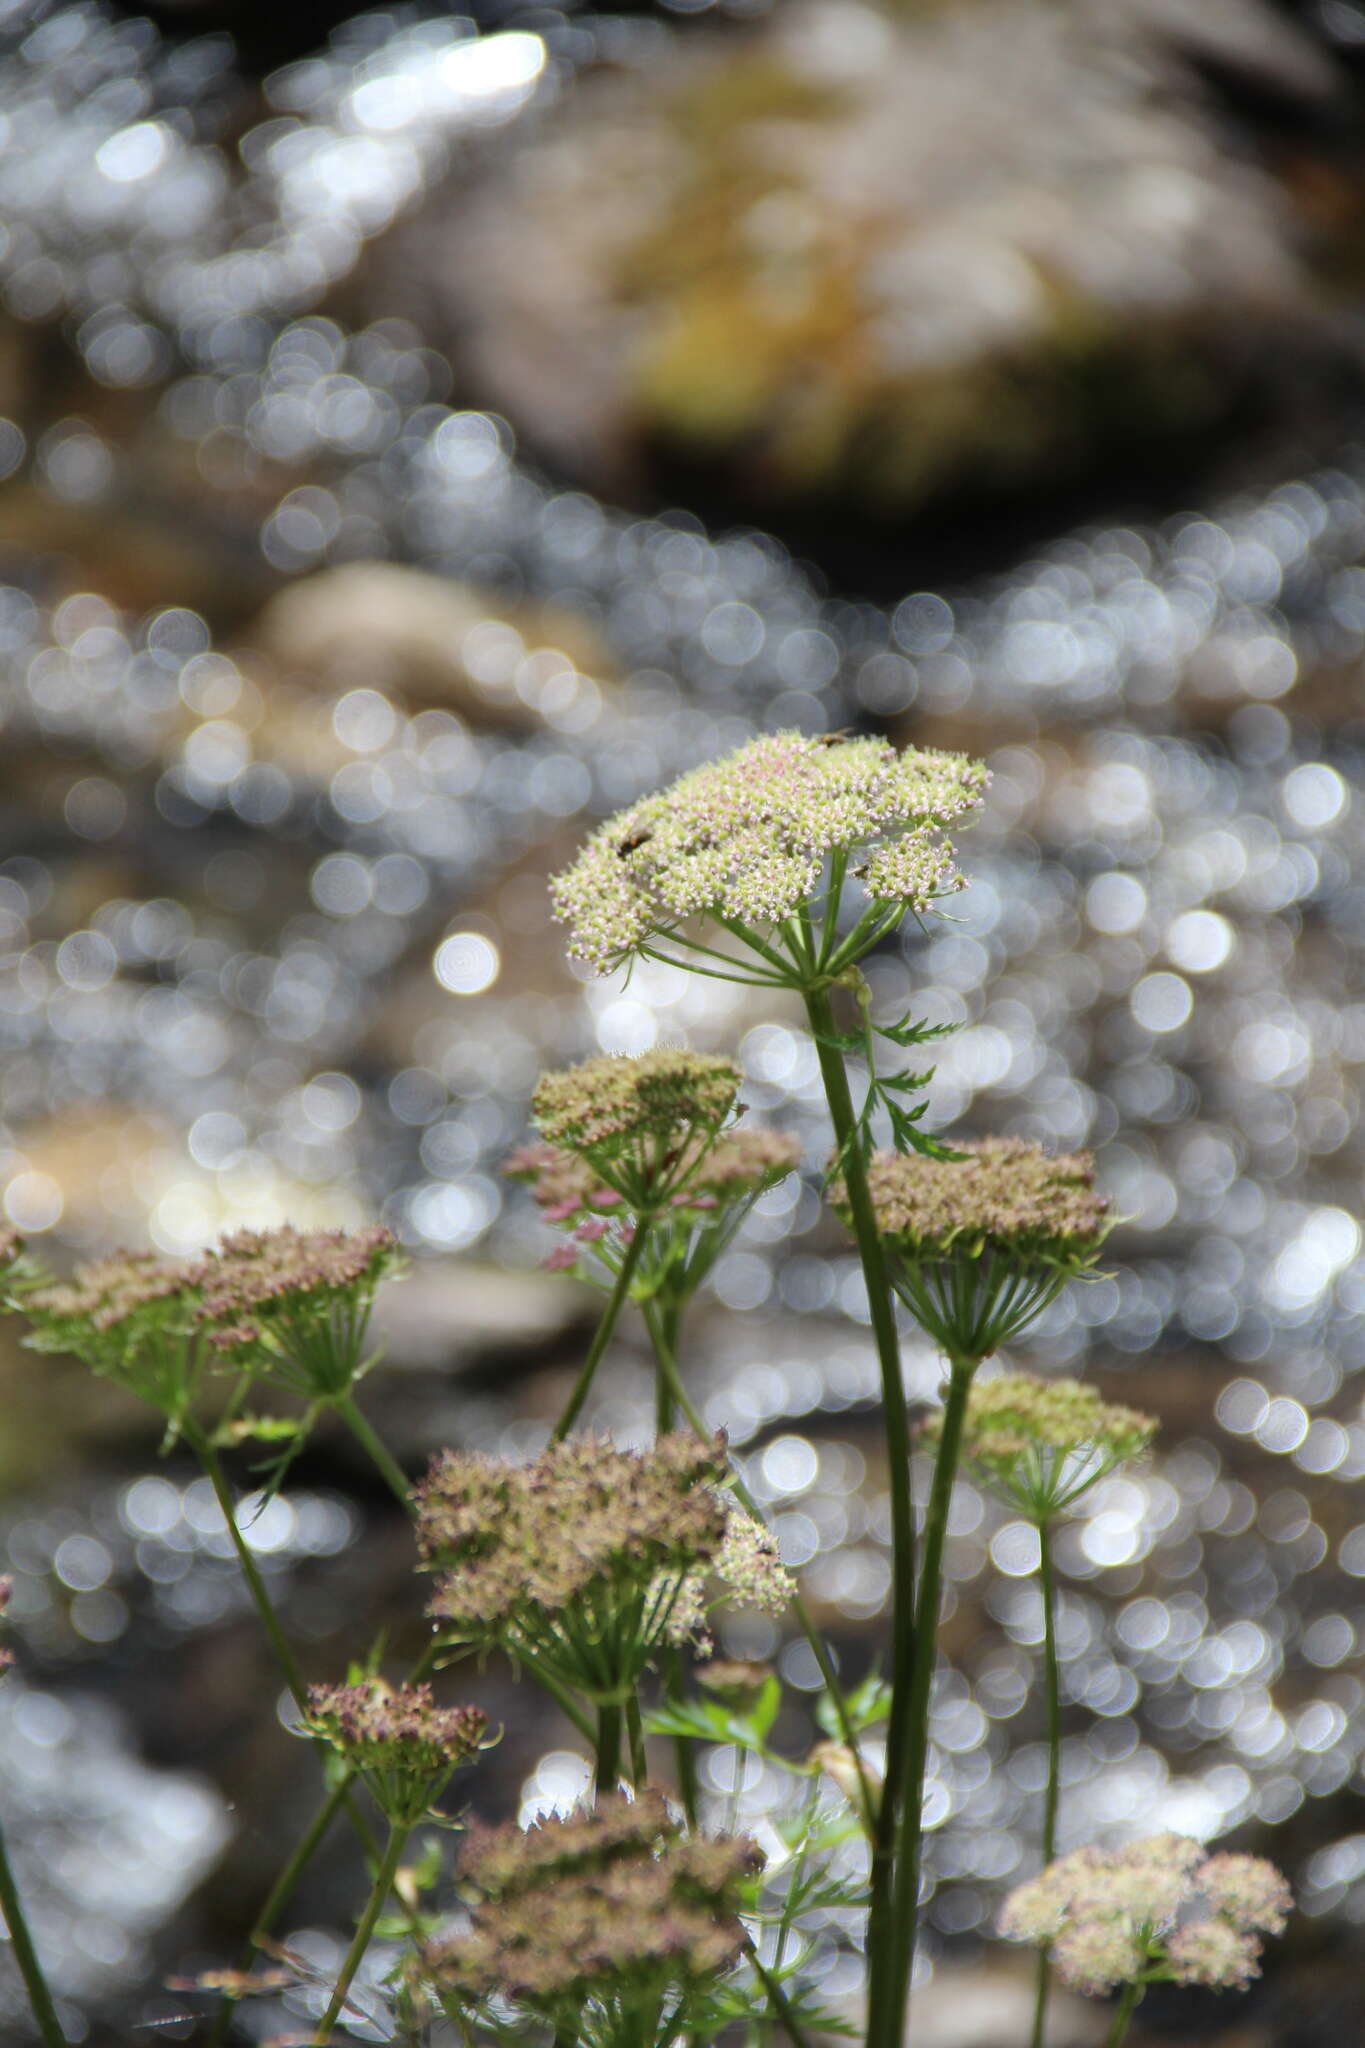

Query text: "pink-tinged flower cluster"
[506, 1124, 801, 1271]
[421, 1790, 761, 2009]
[305, 1679, 487, 1776]
[1001, 1835, 1292, 1997]
[551, 731, 987, 973]
[189, 1225, 399, 1353]
[26, 1248, 194, 1336]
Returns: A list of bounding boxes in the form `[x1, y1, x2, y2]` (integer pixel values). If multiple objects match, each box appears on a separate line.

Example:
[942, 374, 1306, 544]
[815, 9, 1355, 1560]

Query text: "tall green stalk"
[0, 1816, 67, 2047]
[888, 1355, 975, 2030]
[1029, 1517, 1063, 2048]
[595, 1701, 622, 1797]
[310, 1819, 412, 2045]
[803, 982, 915, 2048]
[553, 1224, 648, 1441]
[1105, 1982, 1141, 2048]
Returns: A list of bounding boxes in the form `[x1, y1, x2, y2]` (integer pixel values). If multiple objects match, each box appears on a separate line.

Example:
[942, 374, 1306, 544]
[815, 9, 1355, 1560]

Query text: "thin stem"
[335, 1393, 412, 1512]
[0, 1816, 66, 2047]
[310, 1820, 411, 2045]
[1030, 1515, 1063, 2048]
[187, 1427, 381, 1872]
[887, 1355, 976, 2033]
[1105, 1983, 1141, 2048]
[642, 1298, 877, 1841]
[746, 1938, 815, 2048]
[552, 1224, 649, 1441]
[188, 1426, 310, 1711]
[595, 1701, 622, 1797]
[207, 1773, 354, 2048]
[804, 981, 915, 2048]
[530, 1665, 596, 1744]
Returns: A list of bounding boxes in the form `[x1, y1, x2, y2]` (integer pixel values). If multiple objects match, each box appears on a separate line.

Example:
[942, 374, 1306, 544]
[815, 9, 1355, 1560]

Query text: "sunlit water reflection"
[0, 0, 1362, 2035]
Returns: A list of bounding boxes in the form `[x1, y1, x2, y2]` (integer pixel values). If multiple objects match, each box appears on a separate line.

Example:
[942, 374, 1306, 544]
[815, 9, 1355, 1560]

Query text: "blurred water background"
[0, 0, 1364, 2039]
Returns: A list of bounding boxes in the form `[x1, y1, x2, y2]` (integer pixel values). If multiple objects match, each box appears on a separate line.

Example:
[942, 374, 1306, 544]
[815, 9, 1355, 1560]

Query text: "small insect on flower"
[550, 730, 987, 977]
[1001, 1835, 1292, 1999]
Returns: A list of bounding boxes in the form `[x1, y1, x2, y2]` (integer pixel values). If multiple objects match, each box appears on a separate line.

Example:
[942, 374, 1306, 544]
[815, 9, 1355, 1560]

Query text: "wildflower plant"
[0, 726, 1309, 2048]
[1002, 1837, 1292, 2045]
[22, 1249, 208, 1444]
[421, 1790, 763, 2047]
[415, 1430, 791, 1792]
[923, 1372, 1156, 1525]
[549, 730, 986, 987]
[926, 1374, 1157, 2048]
[303, 1678, 489, 1827]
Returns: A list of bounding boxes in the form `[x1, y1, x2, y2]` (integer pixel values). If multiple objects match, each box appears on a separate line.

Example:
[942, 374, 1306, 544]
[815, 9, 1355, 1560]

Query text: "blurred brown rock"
[385, 0, 1355, 524]
[243, 561, 616, 732]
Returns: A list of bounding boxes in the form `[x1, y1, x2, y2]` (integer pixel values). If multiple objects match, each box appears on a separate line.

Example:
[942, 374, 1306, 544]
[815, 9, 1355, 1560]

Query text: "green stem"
[189, 1426, 310, 1711]
[595, 1701, 622, 1798]
[187, 1428, 381, 1873]
[804, 981, 915, 2048]
[1030, 1516, 1063, 2048]
[649, 1301, 699, 1820]
[552, 1225, 649, 1442]
[746, 1938, 815, 2048]
[207, 1773, 355, 2048]
[310, 1821, 411, 2045]
[0, 1816, 67, 2047]
[643, 1298, 877, 1840]
[888, 1355, 976, 2033]
[1105, 1983, 1141, 2048]
[626, 1695, 649, 1788]
[335, 1393, 412, 1512]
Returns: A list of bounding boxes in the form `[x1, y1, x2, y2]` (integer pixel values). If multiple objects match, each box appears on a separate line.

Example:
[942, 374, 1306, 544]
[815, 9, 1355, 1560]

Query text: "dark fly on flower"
[617, 827, 654, 856]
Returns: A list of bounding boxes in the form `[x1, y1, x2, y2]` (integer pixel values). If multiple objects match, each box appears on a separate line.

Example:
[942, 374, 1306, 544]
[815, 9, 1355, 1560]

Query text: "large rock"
[384, 0, 1353, 525]
[245, 562, 615, 733]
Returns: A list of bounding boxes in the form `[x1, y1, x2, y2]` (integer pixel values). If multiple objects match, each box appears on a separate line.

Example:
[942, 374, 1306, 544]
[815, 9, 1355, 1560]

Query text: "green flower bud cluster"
[920, 1371, 1156, 1520]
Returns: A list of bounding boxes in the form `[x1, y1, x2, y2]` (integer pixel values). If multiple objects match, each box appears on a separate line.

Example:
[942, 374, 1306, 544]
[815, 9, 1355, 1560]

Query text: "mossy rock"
[388, 0, 1354, 531]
